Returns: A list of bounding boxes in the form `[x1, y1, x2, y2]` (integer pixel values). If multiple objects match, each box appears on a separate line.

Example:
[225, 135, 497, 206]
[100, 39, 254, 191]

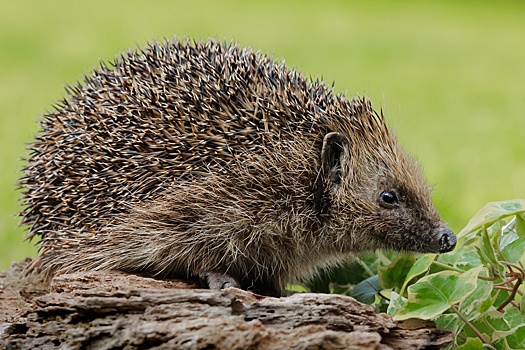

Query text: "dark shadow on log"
[1, 259, 451, 349]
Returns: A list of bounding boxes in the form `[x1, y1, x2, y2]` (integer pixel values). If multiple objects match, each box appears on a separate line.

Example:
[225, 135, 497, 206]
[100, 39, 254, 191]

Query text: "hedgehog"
[19, 38, 456, 296]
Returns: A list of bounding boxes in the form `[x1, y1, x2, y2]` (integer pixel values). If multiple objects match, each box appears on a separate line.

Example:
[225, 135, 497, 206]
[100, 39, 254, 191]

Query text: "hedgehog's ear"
[321, 132, 346, 185]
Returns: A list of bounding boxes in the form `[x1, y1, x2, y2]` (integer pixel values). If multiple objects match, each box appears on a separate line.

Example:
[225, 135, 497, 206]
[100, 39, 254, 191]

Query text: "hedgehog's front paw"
[201, 271, 241, 290]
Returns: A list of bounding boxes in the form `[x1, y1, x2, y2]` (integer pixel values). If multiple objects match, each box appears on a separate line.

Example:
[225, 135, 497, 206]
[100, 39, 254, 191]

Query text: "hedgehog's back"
[20, 39, 353, 240]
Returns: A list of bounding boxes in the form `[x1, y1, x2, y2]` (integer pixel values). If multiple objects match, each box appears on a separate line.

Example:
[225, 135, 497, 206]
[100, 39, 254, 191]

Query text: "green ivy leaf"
[476, 292, 496, 316]
[393, 267, 483, 321]
[400, 254, 436, 293]
[459, 199, 525, 238]
[459, 277, 493, 319]
[493, 325, 525, 349]
[485, 310, 510, 331]
[501, 236, 525, 264]
[476, 228, 505, 276]
[500, 217, 518, 249]
[502, 307, 525, 329]
[386, 291, 405, 316]
[515, 214, 525, 239]
[378, 254, 416, 290]
[474, 308, 525, 347]
[434, 313, 459, 332]
[439, 245, 482, 270]
[349, 275, 382, 304]
[308, 254, 381, 293]
[455, 337, 484, 350]
[286, 283, 309, 293]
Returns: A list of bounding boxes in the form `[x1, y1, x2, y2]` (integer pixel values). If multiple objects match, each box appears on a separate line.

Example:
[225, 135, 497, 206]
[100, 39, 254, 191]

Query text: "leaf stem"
[501, 261, 525, 277]
[431, 261, 464, 273]
[497, 275, 523, 312]
[496, 261, 524, 311]
[377, 291, 390, 302]
[450, 304, 489, 345]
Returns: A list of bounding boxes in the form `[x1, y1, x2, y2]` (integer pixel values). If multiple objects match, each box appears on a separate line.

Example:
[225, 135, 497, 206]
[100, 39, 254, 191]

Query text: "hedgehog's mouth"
[412, 227, 457, 254]
[389, 226, 457, 254]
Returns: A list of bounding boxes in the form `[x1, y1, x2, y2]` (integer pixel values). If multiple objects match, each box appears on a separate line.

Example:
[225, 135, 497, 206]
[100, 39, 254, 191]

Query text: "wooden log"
[0, 259, 451, 349]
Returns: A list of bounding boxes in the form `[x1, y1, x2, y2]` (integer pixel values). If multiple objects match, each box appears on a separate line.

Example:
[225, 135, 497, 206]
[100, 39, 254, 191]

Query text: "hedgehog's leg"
[200, 271, 241, 289]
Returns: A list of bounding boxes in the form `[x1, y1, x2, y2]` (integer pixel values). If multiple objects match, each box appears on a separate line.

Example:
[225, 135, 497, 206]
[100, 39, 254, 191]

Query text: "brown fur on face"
[20, 38, 455, 296]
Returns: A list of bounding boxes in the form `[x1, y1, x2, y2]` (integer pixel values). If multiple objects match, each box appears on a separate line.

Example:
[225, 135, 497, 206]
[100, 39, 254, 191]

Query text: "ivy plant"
[304, 199, 525, 349]
[386, 199, 525, 349]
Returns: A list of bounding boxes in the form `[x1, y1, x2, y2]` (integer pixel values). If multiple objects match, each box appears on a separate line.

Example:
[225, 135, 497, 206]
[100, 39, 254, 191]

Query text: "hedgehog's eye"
[379, 190, 399, 208]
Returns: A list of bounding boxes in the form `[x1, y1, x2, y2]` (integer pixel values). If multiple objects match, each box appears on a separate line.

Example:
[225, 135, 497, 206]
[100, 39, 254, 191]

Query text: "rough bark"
[1, 259, 451, 349]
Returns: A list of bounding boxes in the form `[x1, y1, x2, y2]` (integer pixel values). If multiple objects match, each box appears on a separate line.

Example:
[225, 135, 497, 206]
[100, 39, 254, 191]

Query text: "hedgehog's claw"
[201, 271, 241, 290]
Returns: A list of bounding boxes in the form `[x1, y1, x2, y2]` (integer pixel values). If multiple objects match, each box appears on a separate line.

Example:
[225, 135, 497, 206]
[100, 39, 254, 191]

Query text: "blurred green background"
[1, 0, 524, 270]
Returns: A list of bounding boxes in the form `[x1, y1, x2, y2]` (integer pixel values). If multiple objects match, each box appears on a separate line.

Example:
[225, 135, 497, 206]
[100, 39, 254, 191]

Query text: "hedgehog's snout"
[437, 228, 456, 253]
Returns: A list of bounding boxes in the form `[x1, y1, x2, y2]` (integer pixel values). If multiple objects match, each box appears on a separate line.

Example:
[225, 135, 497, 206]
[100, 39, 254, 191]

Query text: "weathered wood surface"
[1, 259, 451, 349]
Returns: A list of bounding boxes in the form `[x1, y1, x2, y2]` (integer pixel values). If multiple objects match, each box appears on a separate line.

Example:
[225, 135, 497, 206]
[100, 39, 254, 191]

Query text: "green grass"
[1, 0, 524, 269]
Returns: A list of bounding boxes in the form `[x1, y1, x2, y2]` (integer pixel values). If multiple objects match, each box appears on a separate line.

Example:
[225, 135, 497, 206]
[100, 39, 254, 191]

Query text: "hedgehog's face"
[320, 131, 456, 254]
[363, 178, 456, 254]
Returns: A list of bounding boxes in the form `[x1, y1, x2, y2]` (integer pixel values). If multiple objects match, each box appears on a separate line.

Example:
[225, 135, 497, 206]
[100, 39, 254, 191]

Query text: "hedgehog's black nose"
[438, 228, 457, 253]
